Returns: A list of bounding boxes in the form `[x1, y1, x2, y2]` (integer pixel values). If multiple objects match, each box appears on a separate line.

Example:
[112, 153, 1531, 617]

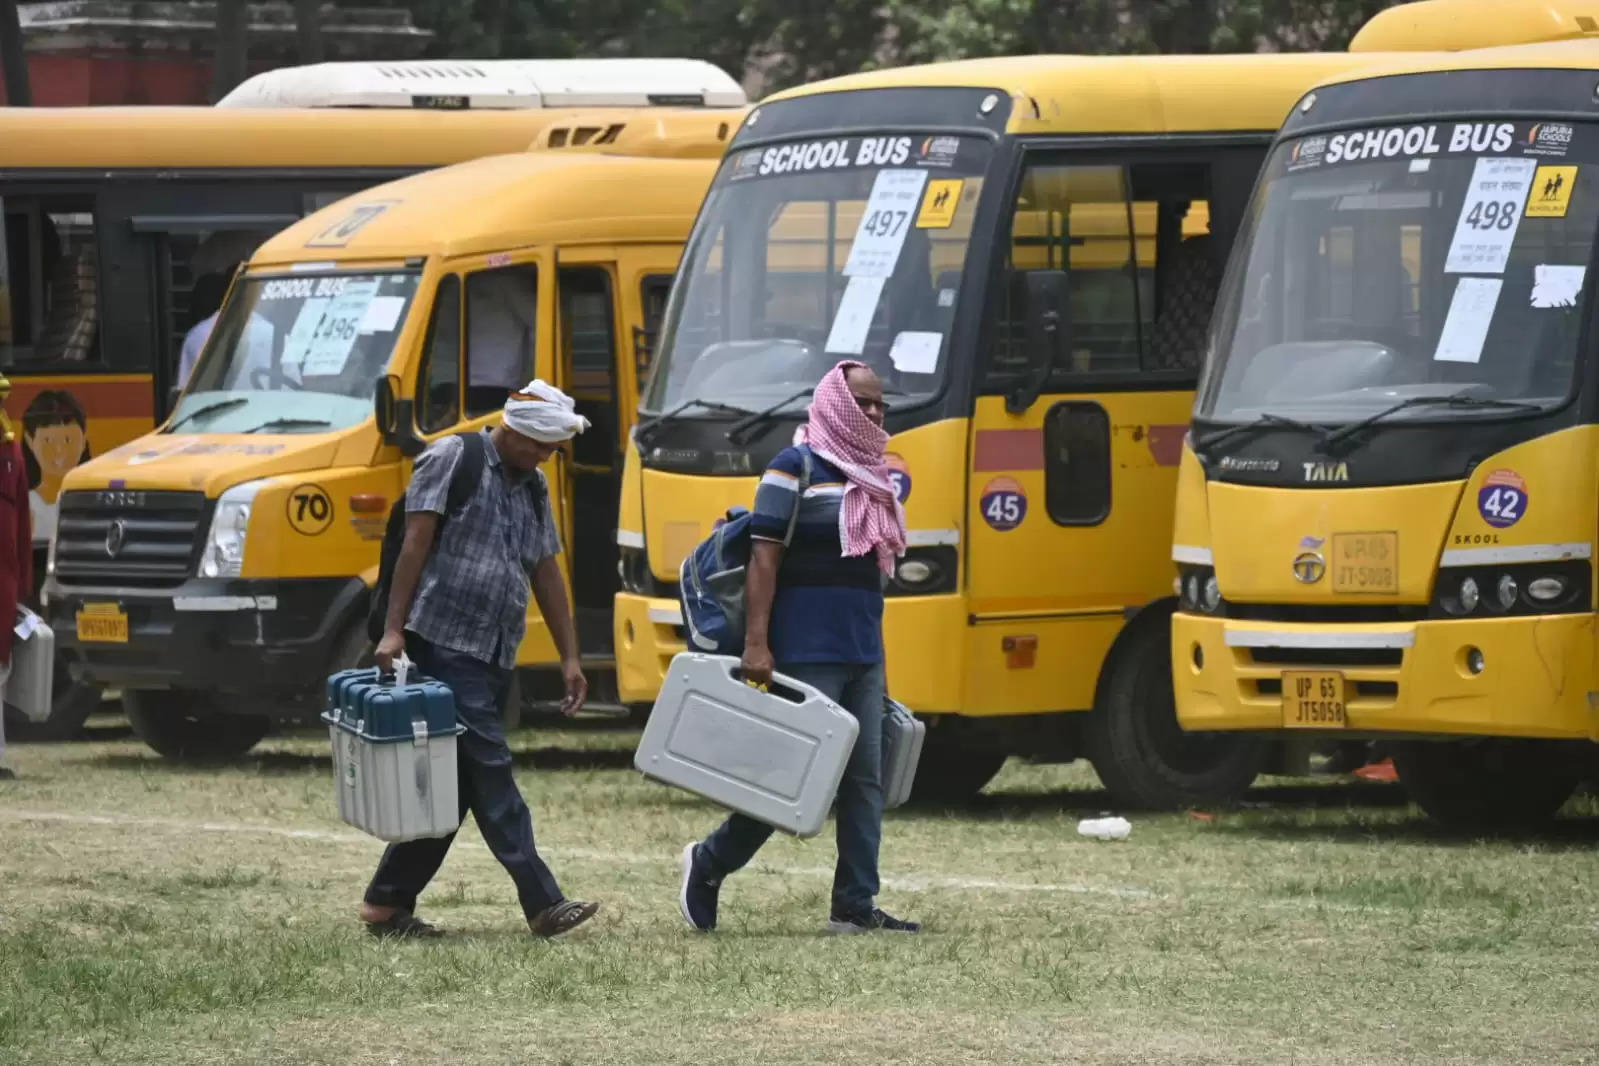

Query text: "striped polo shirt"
[749, 445, 884, 666]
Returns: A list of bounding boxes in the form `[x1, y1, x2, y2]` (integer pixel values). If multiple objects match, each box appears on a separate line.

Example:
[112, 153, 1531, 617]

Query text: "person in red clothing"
[0, 373, 34, 781]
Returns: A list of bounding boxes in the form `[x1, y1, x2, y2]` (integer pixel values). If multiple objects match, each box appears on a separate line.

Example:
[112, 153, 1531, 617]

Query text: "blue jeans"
[364, 637, 563, 921]
[700, 661, 886, 916]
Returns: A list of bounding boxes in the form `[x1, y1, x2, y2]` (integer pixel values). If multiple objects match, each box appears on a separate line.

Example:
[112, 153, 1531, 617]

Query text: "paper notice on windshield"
[825, 276, 886, 355]
[843, 169, 929, 279]
[281, 297, 331, 371]
[1433, 277, 1502, 363]
[889, 331, 943, 374]
[1530, 264, 1585, 308]
[1445, 157, 1536, 274]
[359, 295, 406, 334]
[299, 278, 380, 376]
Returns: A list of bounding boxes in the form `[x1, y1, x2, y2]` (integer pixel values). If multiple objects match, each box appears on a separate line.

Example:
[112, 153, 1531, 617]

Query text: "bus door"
[410, 249, 565, 663]
[965, 148, 1252, 713]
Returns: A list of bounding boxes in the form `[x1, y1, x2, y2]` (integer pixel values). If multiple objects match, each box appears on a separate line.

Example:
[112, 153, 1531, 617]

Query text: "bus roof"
[1350, 0, 1599, 53]
[1309, 36, 1599, 86]
[252, 152, 715, 265]
[218, 58, 747, 110]
[753, 53, 1420, 136]
[533, 107, 750, 158]
[0, 106, 601, 171]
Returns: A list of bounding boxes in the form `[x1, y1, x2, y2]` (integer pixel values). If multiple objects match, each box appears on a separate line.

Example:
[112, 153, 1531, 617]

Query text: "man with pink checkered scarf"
[676, 360, 920, 935]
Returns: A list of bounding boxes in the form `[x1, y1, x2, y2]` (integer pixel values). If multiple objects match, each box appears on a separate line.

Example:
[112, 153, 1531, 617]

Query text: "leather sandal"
[529, 899, 599, 938]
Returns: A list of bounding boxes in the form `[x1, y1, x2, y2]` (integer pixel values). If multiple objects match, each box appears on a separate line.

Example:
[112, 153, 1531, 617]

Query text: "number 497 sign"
[1477, 469, 1528, 529]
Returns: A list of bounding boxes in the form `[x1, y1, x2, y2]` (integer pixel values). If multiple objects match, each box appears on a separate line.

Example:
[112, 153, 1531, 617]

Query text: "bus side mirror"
[1010, 270, 1070, 414]
[374, 375, 399, 440]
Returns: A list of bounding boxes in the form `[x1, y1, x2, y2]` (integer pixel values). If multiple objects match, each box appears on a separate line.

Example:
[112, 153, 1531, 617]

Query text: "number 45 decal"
[288, 484, 335, 535]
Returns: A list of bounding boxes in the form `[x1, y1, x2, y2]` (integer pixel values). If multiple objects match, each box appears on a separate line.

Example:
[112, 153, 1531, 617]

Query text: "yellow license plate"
[76, 603, 129, 644]
[1331, 531, 1398, 594]
[1282, 670, 1347, 729]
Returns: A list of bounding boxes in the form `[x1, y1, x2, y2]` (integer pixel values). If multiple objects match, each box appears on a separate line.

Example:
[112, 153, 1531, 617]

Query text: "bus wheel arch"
[123, 689, 270, 761]
[1394, 739, 1580, 827]
[1086, 599, 1266, 810]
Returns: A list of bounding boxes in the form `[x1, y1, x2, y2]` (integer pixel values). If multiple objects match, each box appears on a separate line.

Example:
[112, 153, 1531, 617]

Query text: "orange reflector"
[1002, 635, 1037, 670]
[349, 494, 388, 514]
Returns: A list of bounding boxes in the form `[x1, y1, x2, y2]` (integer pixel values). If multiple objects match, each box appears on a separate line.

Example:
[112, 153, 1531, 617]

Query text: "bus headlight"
[1202, 575, 1222, 613]
[199, 480, 265, 580]
[1176, 565, 1225, 615]
[1431, 561, 1588, 618]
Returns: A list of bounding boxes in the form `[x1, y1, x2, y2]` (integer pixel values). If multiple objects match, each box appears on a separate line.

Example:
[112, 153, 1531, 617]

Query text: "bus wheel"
[1087, 615, 1265, 810]
[123, 690, 270, 761]
[1394, 740, 1579, 827]
[907, 730, 1008, 805]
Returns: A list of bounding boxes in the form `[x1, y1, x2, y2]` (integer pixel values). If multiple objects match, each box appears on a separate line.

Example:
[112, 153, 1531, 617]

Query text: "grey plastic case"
[636, 652, 860, 837]
[8, 615, 54, 724]
[881, 697, 925, 810]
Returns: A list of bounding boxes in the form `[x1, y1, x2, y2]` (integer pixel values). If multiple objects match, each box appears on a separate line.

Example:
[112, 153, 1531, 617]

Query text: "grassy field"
[3, 717, 1599, 1065]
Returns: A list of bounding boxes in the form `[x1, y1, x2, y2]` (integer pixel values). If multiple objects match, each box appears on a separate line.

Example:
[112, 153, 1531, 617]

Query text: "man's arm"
[375, 512, 438, 670]
[741, 540, 782, 688]
[14, 442, 31, 601]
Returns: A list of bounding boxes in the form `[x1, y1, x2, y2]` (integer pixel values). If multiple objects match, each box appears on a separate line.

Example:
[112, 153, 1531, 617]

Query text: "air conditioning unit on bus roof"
[217, 58, 747, 110]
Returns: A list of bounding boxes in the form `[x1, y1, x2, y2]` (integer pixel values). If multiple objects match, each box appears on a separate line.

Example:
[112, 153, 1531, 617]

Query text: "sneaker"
[826, 908, 921, 935]
[529, 898, 599, 938]
[364, 910, 444, 939]
[678, 842, 721, 932]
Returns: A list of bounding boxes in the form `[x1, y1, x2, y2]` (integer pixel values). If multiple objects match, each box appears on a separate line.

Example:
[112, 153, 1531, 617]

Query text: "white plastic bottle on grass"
[1077, 815, 1132, 841]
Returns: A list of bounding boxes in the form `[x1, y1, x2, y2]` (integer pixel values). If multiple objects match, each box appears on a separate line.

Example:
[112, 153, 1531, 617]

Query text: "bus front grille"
[54, 491, 209, 588]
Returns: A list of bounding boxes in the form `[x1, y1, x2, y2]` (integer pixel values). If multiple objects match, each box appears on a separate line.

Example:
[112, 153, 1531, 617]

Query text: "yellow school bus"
[0, 60, 744, 738]
[40, 126, 722, 759]
[607, 48, 1457, 809]
[1172, 34, 1599, 823]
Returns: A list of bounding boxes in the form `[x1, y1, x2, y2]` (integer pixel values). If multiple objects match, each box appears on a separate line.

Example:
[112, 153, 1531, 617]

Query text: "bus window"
[464, 265, 537, 416]
[632, 273, 673, 375]
[0, 197, 102, 367]
[418, 275, 462, 434]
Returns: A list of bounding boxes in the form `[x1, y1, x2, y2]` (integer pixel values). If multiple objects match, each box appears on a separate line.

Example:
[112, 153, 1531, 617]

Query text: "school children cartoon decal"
[22, 390, 90, 542]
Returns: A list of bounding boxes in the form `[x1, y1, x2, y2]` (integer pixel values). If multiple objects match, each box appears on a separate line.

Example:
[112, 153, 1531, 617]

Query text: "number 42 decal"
[1477, 470, 1528, 530]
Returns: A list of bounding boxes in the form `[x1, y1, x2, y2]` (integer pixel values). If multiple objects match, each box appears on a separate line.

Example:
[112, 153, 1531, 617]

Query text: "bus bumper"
[613, 592, 686, 706]
[1172, 610, 1599, 741]
[44, 576, 367, 713]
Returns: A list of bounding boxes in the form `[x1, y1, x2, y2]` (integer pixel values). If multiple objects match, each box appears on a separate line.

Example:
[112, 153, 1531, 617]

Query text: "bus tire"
[1393, 740, 1579, 827]
[907, 728, 1007, 805]
[123, 690, 269, 761]
[1086, 611, 1265, 810]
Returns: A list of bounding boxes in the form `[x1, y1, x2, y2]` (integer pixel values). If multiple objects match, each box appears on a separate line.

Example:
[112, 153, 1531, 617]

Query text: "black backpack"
[366, 431, 488, 643]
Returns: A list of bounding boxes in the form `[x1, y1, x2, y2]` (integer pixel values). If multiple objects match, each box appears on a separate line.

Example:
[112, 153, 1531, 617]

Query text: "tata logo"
[1292, 552, 1326, 584]
[1302, 461, 1349, 482]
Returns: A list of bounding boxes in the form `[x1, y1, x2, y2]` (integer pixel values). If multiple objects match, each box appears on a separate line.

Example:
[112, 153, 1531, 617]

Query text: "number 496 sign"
[288, 484, 335, 536]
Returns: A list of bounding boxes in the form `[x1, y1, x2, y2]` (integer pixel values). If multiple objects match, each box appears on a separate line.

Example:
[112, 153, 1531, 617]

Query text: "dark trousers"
[700, 661, 886, 916]
[364, 637, 562, 921]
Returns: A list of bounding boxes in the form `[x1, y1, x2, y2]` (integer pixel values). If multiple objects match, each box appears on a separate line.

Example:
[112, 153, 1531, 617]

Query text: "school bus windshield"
[173, 270, 421, 435]
[1202, 120, 1599, 424]
[646, 134, 991, 413]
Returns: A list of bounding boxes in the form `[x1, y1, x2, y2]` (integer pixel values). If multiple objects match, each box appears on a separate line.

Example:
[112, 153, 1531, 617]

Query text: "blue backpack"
[679, 448, 813, 655]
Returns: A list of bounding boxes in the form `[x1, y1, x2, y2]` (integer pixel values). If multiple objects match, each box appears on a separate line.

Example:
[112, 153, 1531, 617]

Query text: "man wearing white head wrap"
[502, 379, 591, 443]
[362, 377, 599, 940]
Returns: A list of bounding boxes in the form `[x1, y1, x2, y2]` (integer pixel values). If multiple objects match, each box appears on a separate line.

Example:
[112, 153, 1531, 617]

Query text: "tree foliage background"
[393, 0, 1407, 92]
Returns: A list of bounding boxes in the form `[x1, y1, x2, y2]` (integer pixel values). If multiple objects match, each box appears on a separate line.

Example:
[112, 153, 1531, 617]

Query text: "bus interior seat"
[1147, 234, 1219, 373]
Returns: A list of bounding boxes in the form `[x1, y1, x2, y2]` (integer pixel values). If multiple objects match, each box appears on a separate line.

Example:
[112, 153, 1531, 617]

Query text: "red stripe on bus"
[4, 377, 155, 422]
[973, 429, 1044, 472]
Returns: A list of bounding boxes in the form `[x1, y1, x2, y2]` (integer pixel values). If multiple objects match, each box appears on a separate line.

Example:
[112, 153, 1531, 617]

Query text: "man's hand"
[374, 629, 406, 673]
[560, 658, 588, 716]
[741, 641, 774, 690]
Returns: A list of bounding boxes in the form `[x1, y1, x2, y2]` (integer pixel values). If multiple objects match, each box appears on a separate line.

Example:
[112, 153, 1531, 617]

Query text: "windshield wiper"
[1193, 412, 1321, 454]
[635, 398, 755, 443]
[166, 397, 248, 432]
[726, 388, 815, 445]
[242, 417, 333, 435]
[1319, 394, 1543, 451]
